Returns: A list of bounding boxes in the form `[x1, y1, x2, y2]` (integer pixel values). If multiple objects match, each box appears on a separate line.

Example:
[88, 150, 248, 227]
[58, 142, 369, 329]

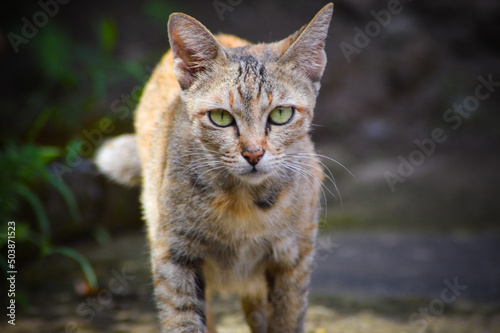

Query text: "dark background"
[2, 0, 500, 235]
[1, 0, 500, 331]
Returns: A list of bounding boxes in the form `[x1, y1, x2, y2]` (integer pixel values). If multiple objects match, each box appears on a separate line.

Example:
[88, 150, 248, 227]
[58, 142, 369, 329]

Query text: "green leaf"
[38, 146, 62, 164]
[33, 25, 74, 82]
[0, 222, 32, 247]
[42, 170, 81, 224]
[99, 18, 117, 53]
[143, 0, 181, 24]
[13, 184, 50, 237]
[48, 246, 98, 290]
[24, 228, 46, 248]
[12, 222, 31, 242]
[26, 108, 53, 144]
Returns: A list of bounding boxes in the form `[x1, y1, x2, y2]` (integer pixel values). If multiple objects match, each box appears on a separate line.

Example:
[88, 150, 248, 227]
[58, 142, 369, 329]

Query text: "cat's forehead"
[226, 44, 279, 66]
[233, 53, 264, 80]
[187, 43, 314, 122]
[221, 48, 277, 120]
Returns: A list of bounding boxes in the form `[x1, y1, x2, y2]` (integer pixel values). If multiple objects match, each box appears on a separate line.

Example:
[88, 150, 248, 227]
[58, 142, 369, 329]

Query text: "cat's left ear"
[277, 3, 333, 82]
[168, 13, 225, 89]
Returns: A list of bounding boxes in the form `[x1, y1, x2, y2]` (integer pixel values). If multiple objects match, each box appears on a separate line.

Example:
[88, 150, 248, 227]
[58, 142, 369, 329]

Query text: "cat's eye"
[269, 106, 294, 125]
[209, 109, 235, 127]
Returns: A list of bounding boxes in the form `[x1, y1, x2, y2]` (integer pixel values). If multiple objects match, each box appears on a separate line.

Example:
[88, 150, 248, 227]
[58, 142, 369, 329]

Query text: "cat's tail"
[94, 134, 141, 187]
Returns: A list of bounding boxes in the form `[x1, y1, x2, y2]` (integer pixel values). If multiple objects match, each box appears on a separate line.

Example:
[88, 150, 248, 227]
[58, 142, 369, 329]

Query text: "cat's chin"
[238, 169, 271, 185]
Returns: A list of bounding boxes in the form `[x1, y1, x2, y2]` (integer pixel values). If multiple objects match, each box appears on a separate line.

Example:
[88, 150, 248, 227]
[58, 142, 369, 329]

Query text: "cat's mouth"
[239, 166, 271, 184]
[244, 167, 262, 176]
[234, 152, 274, 184]
[249, 168, 264, 177]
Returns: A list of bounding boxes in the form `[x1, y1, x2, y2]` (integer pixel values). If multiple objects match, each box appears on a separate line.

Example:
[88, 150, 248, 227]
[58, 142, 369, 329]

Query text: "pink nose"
[242, 148, 264, 166]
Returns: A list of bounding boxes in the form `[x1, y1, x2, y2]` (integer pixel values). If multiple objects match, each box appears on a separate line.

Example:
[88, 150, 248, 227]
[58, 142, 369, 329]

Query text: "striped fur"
[97, 3, 333, 332]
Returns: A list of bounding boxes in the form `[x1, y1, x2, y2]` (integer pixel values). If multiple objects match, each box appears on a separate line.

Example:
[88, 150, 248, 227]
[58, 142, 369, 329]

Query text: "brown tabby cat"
[95, 3, 333, 332]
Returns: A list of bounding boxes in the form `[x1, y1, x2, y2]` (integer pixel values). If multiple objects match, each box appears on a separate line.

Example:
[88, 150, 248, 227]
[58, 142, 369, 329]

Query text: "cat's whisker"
[287, 157, 343, 210]
[282, 163, 329, 226]
[294, 161, 344, 210]
[179, 161, 221, 180]
[293, 152, 355, 178]
[288, 158, 337, 188]
[185, 147, 228, 158]
[285, 160, 338, 200]
[281, 163, 322, 190]
[186, 164, 227, 207]
[182, 155, 225, 179]
[309, 123, 324, 128]
[288, 155, 337, 186]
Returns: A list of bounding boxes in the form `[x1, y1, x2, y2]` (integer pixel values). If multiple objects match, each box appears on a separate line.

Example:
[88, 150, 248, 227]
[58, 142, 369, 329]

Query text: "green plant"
[1, 7, 168, 302]
[0, 142, 97, 291]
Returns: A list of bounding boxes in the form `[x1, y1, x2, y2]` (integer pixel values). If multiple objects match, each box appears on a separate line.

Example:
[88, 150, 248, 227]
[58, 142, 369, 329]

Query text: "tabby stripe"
[169, 246, 203, 268]
[267, 91, 273, 105]
[194, 269, 207, 326]
[171, 229, 210, 246]
[155, 278, 207, 328]
[229, 90, 235, 109]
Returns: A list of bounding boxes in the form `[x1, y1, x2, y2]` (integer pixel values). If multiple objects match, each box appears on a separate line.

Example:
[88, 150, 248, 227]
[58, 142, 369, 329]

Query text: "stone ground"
[3, 231, 500, 333]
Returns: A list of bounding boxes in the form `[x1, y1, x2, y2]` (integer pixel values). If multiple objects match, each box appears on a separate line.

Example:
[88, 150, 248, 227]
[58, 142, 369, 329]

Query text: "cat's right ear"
[276, 3, 333, 83]
[168, 13, 225, 90]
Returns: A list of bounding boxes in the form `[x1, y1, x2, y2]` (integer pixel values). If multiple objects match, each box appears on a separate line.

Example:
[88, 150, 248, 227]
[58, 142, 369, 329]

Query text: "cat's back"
[134, 34, 251, 166]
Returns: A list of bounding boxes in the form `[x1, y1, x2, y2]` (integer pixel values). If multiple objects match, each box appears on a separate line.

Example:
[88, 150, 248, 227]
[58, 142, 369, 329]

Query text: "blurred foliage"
[144, 0, 181, 25]
[28, 21, 136, 133]
[0, 142, 98, 295]
[0, 4, 168, 301]
[2, 18, 152, 144]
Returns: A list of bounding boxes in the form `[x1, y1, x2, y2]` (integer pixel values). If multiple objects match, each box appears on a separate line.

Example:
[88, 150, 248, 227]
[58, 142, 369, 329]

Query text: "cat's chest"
[200, 187, 301, 292]
[207, 185, 289, 237]
[203, 237, 270, 291]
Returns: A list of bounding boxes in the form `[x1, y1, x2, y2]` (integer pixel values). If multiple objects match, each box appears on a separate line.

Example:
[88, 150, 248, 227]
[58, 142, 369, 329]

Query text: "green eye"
[269, 106, 294, 125]
[209, 109, 234, 127]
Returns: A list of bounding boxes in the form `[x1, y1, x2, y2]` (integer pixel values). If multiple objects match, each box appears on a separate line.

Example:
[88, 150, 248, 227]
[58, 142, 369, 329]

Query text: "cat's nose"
[242, 148, 265, 166]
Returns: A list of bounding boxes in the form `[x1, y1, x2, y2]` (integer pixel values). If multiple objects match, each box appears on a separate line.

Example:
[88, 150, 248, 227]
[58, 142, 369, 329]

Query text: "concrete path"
[312, 232, 500, 301]
[6, 232, 500, 332]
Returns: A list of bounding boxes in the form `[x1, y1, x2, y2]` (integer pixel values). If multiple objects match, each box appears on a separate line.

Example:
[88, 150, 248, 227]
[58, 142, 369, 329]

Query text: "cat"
[95, 3, 333, 332]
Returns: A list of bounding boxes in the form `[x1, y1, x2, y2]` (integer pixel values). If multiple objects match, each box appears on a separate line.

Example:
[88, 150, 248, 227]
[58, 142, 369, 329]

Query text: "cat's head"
[168, 4, 333, 185]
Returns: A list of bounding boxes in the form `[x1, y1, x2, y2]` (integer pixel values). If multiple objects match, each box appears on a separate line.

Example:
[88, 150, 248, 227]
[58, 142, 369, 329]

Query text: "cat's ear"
[277, 3, 333, 82]
[168, 13, 225, 89]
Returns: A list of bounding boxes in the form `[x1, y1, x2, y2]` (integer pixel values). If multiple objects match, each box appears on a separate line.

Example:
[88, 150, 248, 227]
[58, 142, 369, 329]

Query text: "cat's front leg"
[151, 241, 207, 333]
[266, 241, 315, 333]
